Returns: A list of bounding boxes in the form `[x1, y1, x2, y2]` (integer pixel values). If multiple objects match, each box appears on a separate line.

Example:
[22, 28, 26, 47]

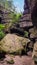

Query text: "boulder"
[0, 34, 30, 54]
[32, 41, 37, 63]
[29, 28, 37, 38]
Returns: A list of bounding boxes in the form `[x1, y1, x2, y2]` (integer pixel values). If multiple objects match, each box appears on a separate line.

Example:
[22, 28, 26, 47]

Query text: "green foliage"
[12, 13, 22, 24]
[0, 0, 22, 30]
[0, 24, 5, 30]
[0, 31, 5, 40]
[0, 24, 5, 40]
[0, 0, 15, 10]
[4, 12, 22, 29]
[24, 31, 29, 37]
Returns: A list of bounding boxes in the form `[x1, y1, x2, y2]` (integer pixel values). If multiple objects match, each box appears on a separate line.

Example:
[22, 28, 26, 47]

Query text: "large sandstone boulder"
[29, 28, 37, 38]
[0, 34, 30, 54]
[32, 41, 37, 63]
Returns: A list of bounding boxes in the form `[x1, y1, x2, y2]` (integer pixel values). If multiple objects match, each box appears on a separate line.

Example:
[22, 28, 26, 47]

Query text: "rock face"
[19, 14, 33, 28]
[31, 1, 37, 28]
[0, 4, 12, 24]
[0, 34, 30, 53]
[18, 0, 37, 29]
[18, 0, 34, 29]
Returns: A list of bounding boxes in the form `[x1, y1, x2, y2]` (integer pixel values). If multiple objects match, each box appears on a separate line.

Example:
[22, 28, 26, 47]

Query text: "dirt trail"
[13, 56, 35, 65]
[0, 55, 35, 65]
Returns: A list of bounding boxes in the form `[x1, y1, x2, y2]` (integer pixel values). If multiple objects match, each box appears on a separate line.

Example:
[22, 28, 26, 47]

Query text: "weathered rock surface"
[0, 34, 30, 53]
[32, 41, 37, 62]
[4, 54, 14, 64]
[29, 28, 37, 38]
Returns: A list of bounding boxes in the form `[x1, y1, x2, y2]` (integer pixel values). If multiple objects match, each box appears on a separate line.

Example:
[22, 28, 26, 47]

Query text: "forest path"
[0, 54, 35, 65]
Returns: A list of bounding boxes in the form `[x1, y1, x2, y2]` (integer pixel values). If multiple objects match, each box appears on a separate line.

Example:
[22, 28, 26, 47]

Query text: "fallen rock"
[32, 41, 37, 63]
[4, 54, 14, 64]
[29, 28, 37, 38]
[27, 51, 32, 57]
[0, 34, 30, 54]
